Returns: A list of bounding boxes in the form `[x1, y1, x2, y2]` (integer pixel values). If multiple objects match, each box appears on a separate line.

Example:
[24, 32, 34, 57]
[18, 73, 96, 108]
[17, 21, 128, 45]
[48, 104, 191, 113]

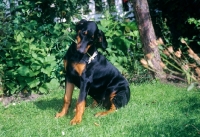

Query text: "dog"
[55, 19, 130, 125]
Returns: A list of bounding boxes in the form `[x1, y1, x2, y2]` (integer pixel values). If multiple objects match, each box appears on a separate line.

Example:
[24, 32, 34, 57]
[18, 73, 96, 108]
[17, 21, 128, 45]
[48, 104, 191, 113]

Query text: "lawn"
[0, 82, 200, 137]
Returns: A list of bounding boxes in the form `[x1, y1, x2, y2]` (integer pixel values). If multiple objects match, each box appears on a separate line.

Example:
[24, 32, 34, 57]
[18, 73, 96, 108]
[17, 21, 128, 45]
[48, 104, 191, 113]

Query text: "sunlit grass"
[0, 82, 200, 137]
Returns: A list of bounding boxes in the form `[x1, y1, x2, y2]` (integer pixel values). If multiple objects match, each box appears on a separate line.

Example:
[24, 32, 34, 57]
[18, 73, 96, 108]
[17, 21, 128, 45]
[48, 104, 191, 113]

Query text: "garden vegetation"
[0, 0, 200, 136]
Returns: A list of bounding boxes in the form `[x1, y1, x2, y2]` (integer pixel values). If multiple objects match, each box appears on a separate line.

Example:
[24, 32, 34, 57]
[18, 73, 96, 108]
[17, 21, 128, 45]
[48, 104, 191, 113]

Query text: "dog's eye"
[82, 31, 87, 35]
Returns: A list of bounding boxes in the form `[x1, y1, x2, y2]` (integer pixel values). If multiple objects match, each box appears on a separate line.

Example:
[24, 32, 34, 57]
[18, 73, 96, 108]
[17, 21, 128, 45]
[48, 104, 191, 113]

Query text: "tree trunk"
[131, 0, 166, 80]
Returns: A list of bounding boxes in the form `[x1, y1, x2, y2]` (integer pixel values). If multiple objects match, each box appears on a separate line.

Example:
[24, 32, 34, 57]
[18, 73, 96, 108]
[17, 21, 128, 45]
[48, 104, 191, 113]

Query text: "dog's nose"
[77, 43, 83, 52]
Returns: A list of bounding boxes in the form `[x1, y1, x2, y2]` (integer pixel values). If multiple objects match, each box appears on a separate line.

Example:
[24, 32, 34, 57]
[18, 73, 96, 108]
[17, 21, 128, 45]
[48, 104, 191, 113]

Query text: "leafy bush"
[0, 0, 85, 95]
[97, 11, 147, 82]
[0, 1, 144, 96]
[187, 18, 200, 46]
[1, 16, 73, 95]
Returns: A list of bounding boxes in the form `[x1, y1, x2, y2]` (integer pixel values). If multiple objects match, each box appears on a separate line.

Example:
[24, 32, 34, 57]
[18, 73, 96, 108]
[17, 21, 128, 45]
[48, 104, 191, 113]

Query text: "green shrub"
[187, 18, 200, 46]
[0, 0, 83, 95]
[2, 16, 74, 95]
[97, 11, 146, 82]
[0, 1, 144, 96]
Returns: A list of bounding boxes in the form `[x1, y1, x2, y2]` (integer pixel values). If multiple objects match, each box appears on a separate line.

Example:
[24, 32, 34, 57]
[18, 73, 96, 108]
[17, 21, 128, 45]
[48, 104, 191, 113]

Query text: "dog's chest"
[72, 63, 86, 76]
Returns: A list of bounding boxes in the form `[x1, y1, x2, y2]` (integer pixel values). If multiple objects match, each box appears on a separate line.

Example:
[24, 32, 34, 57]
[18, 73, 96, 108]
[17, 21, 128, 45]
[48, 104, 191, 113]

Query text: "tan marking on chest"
[72, 63, 86, 76]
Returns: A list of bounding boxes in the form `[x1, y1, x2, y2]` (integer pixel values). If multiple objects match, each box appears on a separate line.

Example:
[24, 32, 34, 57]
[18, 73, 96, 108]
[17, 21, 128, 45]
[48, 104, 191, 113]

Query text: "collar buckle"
[87, 51, 98, 64]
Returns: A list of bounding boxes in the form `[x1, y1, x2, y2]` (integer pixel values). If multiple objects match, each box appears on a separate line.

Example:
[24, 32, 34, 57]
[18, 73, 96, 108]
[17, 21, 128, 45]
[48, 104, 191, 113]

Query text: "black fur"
[56, 20, 130, 124]
[65, 20, 130, 109]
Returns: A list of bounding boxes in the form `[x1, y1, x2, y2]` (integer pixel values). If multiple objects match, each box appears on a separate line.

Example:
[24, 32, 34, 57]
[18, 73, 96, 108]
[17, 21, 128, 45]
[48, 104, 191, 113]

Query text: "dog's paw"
[95, 112, 107, 117]
[55, 112, 66, 118]
[70, 117, 82, 125]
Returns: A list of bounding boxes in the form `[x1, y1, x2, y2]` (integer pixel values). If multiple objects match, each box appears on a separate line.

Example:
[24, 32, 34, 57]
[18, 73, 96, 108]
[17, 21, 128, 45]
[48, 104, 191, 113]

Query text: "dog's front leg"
[55, 82, 74, 118]
[70, 79, 89, 125]
[70, 98, 86, 125]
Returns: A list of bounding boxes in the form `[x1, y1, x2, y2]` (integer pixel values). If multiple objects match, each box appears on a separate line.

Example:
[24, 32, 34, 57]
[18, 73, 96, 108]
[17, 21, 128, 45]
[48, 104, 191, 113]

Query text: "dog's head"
[75, 19, 107, 53]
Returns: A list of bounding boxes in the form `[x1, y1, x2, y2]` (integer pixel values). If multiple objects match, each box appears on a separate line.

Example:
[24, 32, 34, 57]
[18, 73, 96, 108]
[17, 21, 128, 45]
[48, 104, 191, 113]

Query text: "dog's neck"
[82, 45, 98, 64]
[87, 44, 97, 55]
[87, 51, 98, 64]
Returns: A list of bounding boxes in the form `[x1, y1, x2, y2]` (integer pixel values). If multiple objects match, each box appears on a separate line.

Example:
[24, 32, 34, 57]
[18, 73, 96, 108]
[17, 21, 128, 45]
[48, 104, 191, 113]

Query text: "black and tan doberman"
[55, 19, 130, 125]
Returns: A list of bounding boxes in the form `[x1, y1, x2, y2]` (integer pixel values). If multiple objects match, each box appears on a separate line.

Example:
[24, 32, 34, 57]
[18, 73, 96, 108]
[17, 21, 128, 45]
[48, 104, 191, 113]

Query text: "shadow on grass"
[128, 95, 200, 136]
[34, 97, 78, 118]
[128, 119, 200, 136]
[181, 96, 200, 114]
[33, 96, 94, 119]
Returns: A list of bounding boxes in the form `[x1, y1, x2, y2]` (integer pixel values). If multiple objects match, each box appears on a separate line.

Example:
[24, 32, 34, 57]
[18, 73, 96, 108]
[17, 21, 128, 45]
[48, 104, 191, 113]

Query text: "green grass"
[0, 82, 200, 137]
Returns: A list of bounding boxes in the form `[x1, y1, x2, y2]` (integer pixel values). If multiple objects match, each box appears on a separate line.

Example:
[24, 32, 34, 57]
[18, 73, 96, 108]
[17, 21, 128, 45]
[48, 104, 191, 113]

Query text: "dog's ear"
[98, 30, 107, 49]
[76, 19, 87, 32]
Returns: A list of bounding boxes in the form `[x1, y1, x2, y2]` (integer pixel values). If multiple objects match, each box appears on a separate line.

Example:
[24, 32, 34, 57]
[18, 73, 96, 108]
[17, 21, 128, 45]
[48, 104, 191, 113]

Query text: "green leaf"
[125, 26, 131, 32]
[46, 79, 59, 91]
[16, 32, 24, 42]
[32, 52, 38, 58]
[28, 70, 40, 77]
[6, 82, 18, 94]
[41, 67, 52, 76]
[123, 57, 128, 63]
[106, 48, 112, 53]
[35, 1, 42, 4]
[122, 37, 131, 48]
[109, 56, 116, 64]
[17, 66, 30, 76]
[37, 12, 41, 17]
[31, 63, 41, 70]
[6, 82, 15, 90]
[26, 78, 40, 88]
[39, 86, 48, 93]
[54, 23, 61, 30]
[115, 30, 122, 36]
[44, 55, 56, 63]
[118, 57, 123, 64]
[100, 19, 111, 27]
[36, 57, 44, 63]
[6, 60, 14, 67]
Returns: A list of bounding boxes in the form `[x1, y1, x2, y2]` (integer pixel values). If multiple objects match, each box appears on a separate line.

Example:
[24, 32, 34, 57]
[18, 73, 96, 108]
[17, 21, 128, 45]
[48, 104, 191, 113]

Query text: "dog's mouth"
[76, 37, 92, 53]
[76, 44, 91, 54]
[76, 30, 93, 53]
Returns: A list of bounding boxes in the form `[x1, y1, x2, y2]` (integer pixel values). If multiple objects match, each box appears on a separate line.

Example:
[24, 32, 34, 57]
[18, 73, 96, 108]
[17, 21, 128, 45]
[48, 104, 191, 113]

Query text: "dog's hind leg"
[94, 92, 116, 117]
[91, 99, 98, 108]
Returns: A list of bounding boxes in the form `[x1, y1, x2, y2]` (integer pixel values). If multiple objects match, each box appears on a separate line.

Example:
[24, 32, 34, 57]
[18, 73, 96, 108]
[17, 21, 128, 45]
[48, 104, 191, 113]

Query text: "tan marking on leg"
[63, 60, 67, 71]
[72, 63, 86, 76]
[55, 82, 74, 118]
[70, 101, 86, 125]
[95, 92, 116, 117]
[91, 99, 98, 108]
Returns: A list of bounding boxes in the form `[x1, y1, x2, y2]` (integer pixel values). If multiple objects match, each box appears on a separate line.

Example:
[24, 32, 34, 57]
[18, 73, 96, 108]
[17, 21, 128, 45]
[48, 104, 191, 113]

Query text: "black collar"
[80, 46, 98, 64]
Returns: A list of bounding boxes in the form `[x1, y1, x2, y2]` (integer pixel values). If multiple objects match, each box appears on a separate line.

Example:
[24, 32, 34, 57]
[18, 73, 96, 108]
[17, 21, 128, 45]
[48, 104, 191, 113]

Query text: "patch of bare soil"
[161, 79, 188, 88]
[0, 93, 41, 107]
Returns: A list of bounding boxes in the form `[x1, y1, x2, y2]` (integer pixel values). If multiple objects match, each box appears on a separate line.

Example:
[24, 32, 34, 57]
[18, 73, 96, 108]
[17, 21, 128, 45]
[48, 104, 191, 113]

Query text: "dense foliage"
[0, 0, 82, 95]
[0, 1, 143, 96]
[2, 0, 199, 95]
[97, 11, 144, 81]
